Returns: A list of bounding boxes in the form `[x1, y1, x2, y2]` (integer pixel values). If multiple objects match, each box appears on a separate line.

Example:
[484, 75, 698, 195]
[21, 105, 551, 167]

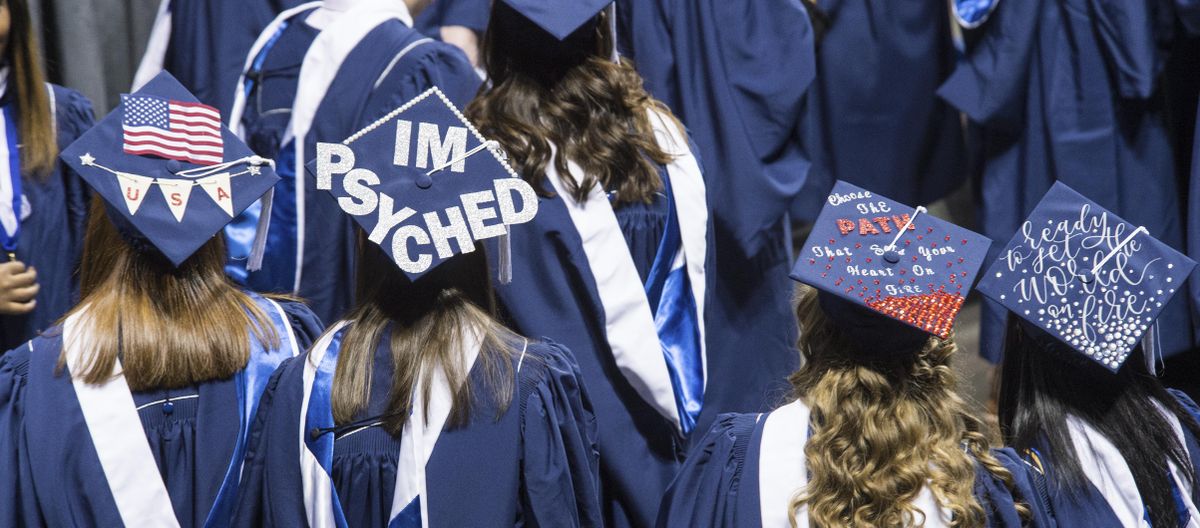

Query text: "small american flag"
[122, 94, 224, 166]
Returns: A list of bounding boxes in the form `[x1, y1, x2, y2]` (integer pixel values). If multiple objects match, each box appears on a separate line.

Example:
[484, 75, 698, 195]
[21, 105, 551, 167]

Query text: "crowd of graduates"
[1, 0, 1200, 526]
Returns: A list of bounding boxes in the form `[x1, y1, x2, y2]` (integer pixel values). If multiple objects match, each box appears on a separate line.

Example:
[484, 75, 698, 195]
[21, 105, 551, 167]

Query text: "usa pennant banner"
[116, 172, 154, 215]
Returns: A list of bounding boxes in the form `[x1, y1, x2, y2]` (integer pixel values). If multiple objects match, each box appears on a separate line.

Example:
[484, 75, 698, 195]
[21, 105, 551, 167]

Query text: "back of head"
[790, 286, 1017, 526]
[998, 316, 1200, 528]
[331, 232, 516, 435]
[67, 197, 276, 391]
[466, 2, 674, 206]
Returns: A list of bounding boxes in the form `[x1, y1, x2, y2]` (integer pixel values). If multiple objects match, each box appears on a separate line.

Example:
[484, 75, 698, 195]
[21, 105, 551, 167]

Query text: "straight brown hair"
[64, 197, 278, 391]
[6, 0, 57, 176]
[330, 233, 518, 435]
[466, 3, 677, 206]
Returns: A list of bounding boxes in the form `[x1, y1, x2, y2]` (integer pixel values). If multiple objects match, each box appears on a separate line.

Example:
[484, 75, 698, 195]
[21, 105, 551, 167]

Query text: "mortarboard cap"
[310, 87, 539, 281]
[499, 0, 612, 41]
[791, 181, 992, 349]
[60, 71, 279, 267]
[976, 182, 1196, 372]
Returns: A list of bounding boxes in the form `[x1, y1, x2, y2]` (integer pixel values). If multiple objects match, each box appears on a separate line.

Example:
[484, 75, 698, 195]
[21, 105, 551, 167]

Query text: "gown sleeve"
[275, 299, 326, 351]
[982, 447, 1057, 528]
[231, 356, 308, 527]
[519, 341, 602, 528]
[55, 87, 96, 296]
[0, 343, 46, 527]
[936, 0, 1040, 131]
[1086, 0, 1162, 100]
[656, 413, 757, 528]
[1169, 388, 1200, 423]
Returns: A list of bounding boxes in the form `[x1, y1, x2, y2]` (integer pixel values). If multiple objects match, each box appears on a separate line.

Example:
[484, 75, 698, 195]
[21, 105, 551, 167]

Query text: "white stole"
[63, 308, 181, 528]
[757, 400, 953, 528]
[544, 108, 708, 432]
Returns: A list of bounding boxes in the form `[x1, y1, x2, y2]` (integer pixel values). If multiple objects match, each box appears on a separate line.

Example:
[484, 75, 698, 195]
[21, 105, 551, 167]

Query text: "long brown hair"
[64, 197, 277, 390]
[5, 0, 57, 176]
[466, 2, 675, 206]
[788, 287, 1026, 527]
[330, 234, 518, 435]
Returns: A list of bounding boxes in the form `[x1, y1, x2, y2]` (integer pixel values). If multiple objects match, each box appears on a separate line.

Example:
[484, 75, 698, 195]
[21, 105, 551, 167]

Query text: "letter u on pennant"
[116, 172, 154, 215]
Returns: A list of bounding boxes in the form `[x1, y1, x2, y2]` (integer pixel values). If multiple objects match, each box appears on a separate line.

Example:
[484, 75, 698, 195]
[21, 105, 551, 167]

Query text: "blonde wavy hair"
[788, 287, 1025, 527]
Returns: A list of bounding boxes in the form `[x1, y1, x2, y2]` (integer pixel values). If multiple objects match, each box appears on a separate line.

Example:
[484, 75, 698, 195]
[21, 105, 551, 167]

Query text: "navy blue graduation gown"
[492, 161, 717, 528]
[0, 297, 323, 527]
[414, 0, 490, 39]
[791, 0, 966, 220]
[156, 0, 307, 115]
[0, 86, 94, 353]
[614, 0, 806, 445]
[657, 412, 1036, 528]
[231, 10, 480, 324]
[230, 329, 601, 527]
[938, 0, 1190, 361]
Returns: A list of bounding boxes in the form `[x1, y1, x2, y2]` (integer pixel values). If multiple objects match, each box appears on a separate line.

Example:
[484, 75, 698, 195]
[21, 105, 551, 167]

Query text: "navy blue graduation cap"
[500, 0, 612, 40]
[60, 71, 279, 267]
[791, 181, 992, 343]
[976, 182, 1196, 372]
[310, 86, 538, 281]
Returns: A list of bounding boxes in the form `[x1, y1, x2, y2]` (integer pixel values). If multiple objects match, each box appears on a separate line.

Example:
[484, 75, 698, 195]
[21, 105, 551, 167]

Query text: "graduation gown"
[134, 0, 308, 115]
[1010, 389, 1200, 527]
[231, 323, 602, 527]
[614, 0, 808, 445]
[0, 294, 323, 527]
[224, 1, 480, 323]
[0, 85, 95, 352]
[493, 111, 714, 528]
[414, 0, 490, 40]
[657, 400, 1035, 528]
[794, 0, 966, 220]
[938, 0, 1189, 361]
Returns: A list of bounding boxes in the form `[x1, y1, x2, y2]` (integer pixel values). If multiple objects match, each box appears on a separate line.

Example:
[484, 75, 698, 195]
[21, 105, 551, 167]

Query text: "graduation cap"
[60, 71, 279, 267]
[790, 181, 992, 351]
[499, 0, 612, 41]
[976, 182, 1196, 372]
[310, 86, 538, 281]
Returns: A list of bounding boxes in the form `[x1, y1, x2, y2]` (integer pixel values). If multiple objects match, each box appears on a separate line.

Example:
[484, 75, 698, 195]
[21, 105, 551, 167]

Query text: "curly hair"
[788, 287, 1025, 527]
[465, 3, 675, 206]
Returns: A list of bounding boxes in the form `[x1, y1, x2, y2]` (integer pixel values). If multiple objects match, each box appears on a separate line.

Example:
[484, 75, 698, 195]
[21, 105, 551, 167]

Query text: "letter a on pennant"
[116, 172, 153, 215]
[198, 173, 234, 217]
[158, 179, 194, 222]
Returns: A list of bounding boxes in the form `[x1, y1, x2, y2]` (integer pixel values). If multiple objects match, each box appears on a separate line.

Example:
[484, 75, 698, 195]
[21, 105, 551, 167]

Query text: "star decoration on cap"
[79, 152, 95, 166]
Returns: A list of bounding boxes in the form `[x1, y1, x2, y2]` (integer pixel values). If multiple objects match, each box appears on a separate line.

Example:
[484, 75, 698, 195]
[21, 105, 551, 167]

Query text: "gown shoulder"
[49, 84, 96, 143]
[656, 412, 761, 528]
[269, 297, 326, 350]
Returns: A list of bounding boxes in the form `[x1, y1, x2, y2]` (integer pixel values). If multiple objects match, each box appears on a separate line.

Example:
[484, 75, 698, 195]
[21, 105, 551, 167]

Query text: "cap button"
[415, 174, 433, 189]
[165, 160, 184, 174]
[1078, 269, 1095, 284]
[883, 250, 901, 264]
[162, 401, 174, 415]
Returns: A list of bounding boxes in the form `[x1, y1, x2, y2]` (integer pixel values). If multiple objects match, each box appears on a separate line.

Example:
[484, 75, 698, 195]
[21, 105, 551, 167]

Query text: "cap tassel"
[247, 186, 274, 272]
[498, 226, 512, 285]
[1143, 321, 1162, 375]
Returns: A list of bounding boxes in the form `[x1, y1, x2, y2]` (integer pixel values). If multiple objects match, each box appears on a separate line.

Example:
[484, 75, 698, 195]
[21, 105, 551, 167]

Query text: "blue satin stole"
[224, 21, 301, 292]
[204, 293, 296, 527]
[643, 173, 704, 434]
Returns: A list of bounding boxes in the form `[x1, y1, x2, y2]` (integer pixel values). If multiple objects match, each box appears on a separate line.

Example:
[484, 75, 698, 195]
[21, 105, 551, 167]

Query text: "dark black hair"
[998, 315, 1200, 528]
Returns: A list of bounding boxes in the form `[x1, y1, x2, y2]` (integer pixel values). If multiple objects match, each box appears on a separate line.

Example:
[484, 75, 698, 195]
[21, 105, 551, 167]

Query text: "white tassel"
[498, 226, 512, 285]
[247, 186, 274, 272]
[609, 3, 620, 63]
